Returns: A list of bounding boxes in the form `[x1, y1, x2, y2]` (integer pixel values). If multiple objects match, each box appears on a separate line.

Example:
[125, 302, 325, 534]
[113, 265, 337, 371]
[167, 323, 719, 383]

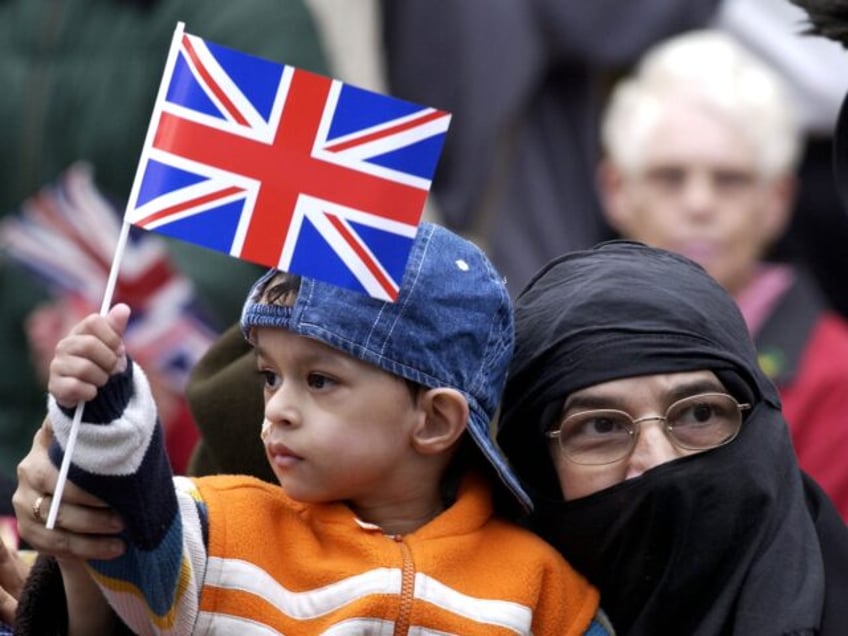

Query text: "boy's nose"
[263, 386, 301, 430]
[625, 418, 682, 479]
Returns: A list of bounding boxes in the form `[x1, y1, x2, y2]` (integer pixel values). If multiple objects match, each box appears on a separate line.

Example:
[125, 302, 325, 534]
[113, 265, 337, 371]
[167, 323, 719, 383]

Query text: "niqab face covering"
[533, 406, 823, 635]
[498, 241, 833, 635]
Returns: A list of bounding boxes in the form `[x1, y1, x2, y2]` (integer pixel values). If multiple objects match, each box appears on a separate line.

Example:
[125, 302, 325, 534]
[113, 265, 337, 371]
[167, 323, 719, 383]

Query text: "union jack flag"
[127, 24, 451, 301]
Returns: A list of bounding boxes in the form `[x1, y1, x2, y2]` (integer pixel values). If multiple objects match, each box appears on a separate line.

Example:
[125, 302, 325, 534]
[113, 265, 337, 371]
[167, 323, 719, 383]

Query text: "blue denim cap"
[240, 222, 531, 512]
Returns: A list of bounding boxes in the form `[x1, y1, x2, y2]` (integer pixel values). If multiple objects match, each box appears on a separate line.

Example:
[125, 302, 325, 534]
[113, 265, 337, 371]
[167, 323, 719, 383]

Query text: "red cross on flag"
[127, 23, 451, 301]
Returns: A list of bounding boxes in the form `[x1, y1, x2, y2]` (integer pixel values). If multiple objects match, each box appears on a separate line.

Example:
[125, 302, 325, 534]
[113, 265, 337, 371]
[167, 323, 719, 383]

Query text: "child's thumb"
[106, 303, 131, 374]
[106, 303, 132, 337]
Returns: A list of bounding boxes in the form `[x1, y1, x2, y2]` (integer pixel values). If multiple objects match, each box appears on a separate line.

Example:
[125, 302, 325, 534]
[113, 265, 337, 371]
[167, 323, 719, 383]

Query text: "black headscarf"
[498, 241, 848, 635]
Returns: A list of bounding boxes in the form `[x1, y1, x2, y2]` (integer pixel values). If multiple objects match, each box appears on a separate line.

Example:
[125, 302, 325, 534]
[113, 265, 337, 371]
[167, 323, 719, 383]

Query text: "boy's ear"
[411, 388, 468, 456]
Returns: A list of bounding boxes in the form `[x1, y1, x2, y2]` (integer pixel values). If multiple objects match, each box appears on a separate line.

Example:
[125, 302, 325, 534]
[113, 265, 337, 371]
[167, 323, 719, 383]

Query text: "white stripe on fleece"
[203, 556, 402, 618]
[48, 361, 157, 475]
[323, 619, 460, 635]
[413, 571, 532, 633]
[200, 556, 532, 633]
[193, 612, 279, 635]
[320, 618, 396, 635]
[194, 614, 462, 636]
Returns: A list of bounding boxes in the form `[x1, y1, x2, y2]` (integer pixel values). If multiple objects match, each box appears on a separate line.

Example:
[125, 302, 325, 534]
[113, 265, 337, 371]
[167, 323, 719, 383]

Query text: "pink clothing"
[735, 264, 794, 337]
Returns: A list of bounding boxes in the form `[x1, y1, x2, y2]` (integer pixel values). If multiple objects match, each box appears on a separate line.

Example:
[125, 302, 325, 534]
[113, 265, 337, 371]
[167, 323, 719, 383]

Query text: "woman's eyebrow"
[562, 394, 626, 413]
[562, 378, 728, 414]
[666, 379, 727, 402]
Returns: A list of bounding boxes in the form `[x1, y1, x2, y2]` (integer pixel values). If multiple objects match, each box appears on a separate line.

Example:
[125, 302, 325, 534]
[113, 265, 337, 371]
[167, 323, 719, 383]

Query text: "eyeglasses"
[545, 392, 751, 466]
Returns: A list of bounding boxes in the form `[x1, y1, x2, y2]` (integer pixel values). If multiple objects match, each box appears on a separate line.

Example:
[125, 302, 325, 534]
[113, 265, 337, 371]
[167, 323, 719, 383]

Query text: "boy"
[40, 223, 609, 634]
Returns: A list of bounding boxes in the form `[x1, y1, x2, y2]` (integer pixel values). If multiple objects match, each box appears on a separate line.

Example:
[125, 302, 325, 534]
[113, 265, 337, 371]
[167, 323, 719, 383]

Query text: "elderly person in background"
[596, 30, 848, 518]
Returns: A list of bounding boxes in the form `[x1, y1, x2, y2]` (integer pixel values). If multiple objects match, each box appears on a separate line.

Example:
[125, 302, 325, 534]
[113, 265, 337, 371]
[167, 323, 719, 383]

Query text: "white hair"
[601, 30, 801, 177]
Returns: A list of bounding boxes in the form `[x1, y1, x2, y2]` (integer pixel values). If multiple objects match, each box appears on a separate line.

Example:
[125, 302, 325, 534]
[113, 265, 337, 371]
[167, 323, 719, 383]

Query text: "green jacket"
[0, 0, 328, 477]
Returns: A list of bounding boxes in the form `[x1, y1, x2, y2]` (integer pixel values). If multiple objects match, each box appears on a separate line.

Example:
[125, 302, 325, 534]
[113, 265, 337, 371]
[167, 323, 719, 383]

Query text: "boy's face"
[252, 326, 423, 506]
[600, 100, 792, 296]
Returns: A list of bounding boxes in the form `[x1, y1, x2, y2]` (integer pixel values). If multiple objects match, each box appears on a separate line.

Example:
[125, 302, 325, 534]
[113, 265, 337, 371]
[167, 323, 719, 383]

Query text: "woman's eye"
[591, 417, 617, 434]
[583, 416, 625, 435]
[690, 403, 715, 422]
[675, 402, 725, 428]
[562, 412, 629, 439]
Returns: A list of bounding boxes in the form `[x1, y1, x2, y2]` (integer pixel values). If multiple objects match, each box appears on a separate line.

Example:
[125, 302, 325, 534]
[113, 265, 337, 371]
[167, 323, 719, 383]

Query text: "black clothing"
[498, 240, 848, 635]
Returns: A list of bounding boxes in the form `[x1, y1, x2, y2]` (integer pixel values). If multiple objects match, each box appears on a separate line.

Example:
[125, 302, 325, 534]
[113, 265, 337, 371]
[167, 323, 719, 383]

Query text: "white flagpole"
[46, 21, 187, 529]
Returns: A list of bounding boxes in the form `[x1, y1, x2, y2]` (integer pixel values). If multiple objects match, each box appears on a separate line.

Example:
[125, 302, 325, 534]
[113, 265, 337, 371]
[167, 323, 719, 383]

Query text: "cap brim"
[466, 409, 534, 514]
[834, 93, 848, 211]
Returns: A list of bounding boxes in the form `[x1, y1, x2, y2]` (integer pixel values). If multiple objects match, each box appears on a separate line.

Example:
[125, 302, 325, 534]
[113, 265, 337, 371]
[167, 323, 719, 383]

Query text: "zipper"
[391, 535, 415, 636]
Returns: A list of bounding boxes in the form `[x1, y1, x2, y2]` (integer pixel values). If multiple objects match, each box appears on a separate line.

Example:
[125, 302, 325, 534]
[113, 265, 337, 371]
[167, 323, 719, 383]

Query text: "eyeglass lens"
[557, 393, 744, 465]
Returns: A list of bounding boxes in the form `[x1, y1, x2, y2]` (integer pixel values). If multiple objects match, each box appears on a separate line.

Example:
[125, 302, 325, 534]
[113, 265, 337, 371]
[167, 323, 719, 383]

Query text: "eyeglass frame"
[545, 392, 752, 466]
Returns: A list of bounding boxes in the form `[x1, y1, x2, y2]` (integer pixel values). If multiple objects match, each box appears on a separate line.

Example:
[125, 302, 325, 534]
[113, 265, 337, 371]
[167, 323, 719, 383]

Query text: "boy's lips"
[267, 442, 303, 467]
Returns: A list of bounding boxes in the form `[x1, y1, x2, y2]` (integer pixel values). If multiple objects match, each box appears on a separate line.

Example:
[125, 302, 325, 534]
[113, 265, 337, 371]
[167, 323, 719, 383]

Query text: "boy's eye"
[260, 370, 281, 390]
[307, 373, 334, 389]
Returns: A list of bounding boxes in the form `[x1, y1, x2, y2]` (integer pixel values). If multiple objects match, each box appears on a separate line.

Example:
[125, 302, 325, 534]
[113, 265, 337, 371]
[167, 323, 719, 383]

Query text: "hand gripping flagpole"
[46, 21, 186, 529]
[44, 219, 131, 529]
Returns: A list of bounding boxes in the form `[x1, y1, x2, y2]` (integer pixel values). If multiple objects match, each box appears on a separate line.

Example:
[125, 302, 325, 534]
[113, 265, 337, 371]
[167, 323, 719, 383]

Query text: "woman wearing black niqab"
[498, 241, 848, 635]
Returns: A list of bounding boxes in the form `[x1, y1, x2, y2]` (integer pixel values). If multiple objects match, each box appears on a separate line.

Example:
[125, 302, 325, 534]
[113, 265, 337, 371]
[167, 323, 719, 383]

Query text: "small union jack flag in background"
[0, 162, 215, 472]
[0, 162, 216, 395]
[127, 24, 451, 301]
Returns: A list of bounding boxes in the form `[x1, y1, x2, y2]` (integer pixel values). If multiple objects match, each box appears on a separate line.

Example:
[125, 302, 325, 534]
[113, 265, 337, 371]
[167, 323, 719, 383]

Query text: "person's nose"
[680, 173, 717, 220]
[262, 383, 301, 435]
[625, 417, 681, 479]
